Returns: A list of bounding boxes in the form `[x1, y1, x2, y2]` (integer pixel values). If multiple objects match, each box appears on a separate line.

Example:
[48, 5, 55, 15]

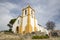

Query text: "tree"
[46, 21, 55, 30]
[7, 24, 12, 32]
[7, 19, 16, 32]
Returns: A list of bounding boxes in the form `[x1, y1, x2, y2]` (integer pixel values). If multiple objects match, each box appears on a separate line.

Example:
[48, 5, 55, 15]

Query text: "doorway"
[16, 26, 19, 33]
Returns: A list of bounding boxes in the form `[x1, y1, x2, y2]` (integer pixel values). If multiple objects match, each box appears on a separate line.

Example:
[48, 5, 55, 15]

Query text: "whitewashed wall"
[12, 17, 21, 33]
[31, 17, 34, 32]
[22, 16, 27, 31]
[38, 25, 48, 34]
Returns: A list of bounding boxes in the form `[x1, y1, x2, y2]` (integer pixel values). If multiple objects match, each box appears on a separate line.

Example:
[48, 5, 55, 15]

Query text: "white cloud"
[33, 0, 60, 28]
[0, 2, 17, 10]
[0, 2, 18, 31]
[55, 23, 60, 30]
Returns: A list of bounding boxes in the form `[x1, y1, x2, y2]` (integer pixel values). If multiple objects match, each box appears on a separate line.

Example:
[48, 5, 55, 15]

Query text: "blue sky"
[0, 0, 60, 31]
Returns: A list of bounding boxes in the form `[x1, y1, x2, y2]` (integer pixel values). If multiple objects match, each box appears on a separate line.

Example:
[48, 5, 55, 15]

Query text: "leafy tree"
[7, 19, 16, 32]
[46, 21, 55, 30]
[7, 24, 12, 31]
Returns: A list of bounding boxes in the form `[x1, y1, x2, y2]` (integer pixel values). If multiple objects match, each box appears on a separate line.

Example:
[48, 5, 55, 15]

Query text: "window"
[31, 10, 33, 18]
[18, 20, 19, 24]
[25, 10, 27, 15]
[32, 15, 33, 18]
[16, 26, 19, 33]
[31, 10, 33, 14]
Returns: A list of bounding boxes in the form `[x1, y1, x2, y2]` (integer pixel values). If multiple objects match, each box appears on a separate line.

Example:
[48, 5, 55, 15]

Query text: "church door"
[16, 26, 19, 33]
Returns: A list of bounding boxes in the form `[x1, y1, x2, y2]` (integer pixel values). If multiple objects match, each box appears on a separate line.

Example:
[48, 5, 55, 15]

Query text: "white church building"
[8, 5, 48, 34]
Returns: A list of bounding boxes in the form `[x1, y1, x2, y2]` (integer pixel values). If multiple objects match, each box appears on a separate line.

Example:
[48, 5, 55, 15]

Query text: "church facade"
[10, 5, 48, 34]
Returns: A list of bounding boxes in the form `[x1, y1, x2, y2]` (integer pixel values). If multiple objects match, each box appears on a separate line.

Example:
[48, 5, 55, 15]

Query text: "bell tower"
[25, 5, 33, 33]
[19, 5, 37, 34]
[22, 5, 35, 17]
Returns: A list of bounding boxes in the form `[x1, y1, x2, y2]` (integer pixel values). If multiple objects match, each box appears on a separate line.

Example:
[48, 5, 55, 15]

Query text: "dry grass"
[0, 32, 60, 40]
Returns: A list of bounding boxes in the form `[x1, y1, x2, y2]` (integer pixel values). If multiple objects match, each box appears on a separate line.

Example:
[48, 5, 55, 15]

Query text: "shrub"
[3, 30, 13, 34]
[51, 32, 58, 37]
[32, 35, 49, 39]
[31, 32, 35, 34]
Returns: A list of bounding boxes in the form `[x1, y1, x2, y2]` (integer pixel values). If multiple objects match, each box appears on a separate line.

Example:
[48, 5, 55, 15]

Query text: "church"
[8, 5, 48, 34]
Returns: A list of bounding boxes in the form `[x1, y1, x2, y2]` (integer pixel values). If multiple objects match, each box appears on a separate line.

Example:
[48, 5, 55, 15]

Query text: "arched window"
[31, 10, 33, 18]
[25, 10, 27, 15]
[18, 20, 19, 24]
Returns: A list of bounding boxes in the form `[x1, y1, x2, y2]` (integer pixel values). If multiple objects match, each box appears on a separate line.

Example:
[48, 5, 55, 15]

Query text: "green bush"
[32, 35, 49, 39]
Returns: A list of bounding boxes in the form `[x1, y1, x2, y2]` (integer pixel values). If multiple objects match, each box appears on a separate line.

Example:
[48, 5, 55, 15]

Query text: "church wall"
[30, 8, 40, 32]
[12, 17, 21, 33]
[31, 17, 34, 32]
[22, 8, 28, 32]
[22, 16, 27, 31]
[29, 8, 34, 32]
[37, 25, 48, 34]
[34, 19, 40, 31]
